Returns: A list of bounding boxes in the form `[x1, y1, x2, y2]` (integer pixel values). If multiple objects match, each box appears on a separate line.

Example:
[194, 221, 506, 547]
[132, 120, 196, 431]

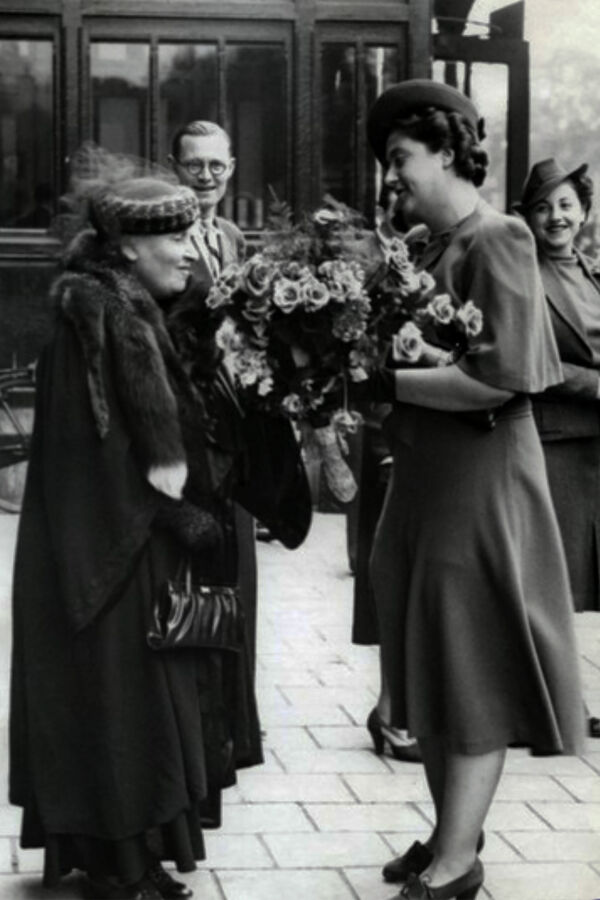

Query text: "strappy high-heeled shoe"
[399, 858, 484, 900]
[366, 707, 422, 762]
[383, 832, 485, 883]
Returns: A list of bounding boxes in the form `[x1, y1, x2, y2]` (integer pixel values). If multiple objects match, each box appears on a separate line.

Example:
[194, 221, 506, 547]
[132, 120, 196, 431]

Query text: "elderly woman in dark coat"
[517, 158, 600, 736]
[9, 172, 310, 900]
[361, 80, 584, 900]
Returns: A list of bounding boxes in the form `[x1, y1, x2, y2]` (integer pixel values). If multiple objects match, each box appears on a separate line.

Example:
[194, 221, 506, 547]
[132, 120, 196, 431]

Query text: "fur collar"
[51, 231, 188, 470]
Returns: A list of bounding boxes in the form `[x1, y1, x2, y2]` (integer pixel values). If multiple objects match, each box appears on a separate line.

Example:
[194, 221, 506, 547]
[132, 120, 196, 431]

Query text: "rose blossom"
[272, 278, 303, 313]
[206, 284, 233, 310]
[242, 254, 274, 297]
[396, 265, 422, 295]
[392, 321, 425, 363]
[419, 271, 437, 296]
[281, 393, 304, 416]
[241, 294, 271, 324]
[302, 277, 330, 311]
[280, 261, 310, 281]
[427, 292, 456, 325]
[456, 300, 483, 337]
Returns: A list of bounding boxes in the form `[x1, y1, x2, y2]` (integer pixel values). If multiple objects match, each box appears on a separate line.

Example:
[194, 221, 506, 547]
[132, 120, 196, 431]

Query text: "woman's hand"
[147, 462, 188, 500]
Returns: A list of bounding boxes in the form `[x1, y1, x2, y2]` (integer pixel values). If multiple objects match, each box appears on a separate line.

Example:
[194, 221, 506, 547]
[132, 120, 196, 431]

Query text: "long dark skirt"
[11, 529, 261, 887]
[542, 436, 600, 612]
[370, 401, 584, 756]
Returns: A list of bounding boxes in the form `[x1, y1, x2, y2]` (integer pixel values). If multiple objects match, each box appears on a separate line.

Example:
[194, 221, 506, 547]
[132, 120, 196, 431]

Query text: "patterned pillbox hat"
[92, 177, 199, 236]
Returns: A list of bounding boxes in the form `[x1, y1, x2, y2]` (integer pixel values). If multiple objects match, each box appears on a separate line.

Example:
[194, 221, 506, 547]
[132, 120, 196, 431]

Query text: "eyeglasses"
[176, 158, 229, 177]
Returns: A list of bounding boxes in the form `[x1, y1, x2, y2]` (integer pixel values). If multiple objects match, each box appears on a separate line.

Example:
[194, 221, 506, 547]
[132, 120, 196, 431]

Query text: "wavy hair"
[390, 107, 488, 187]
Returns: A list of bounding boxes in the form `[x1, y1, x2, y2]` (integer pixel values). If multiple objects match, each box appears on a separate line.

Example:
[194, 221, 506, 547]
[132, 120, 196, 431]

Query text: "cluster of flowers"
[209, 203, 371, 426]
[208, 201, 484, 501]
[350, 232, 484, 379]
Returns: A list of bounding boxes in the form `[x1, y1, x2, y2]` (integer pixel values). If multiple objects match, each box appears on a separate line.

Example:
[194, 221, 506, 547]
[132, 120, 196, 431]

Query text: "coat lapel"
[539, 253, 594, 357]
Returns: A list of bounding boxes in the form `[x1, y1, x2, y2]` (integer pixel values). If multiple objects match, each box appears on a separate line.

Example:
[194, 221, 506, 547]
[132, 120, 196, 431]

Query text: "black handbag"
[147, 560, 244, 652]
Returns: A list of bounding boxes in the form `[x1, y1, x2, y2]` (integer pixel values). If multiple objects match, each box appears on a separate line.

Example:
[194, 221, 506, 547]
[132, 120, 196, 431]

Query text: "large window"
[91, 43, 150, 159]
[317, 26, 407, 216]
[0, 37, 56, 229]
[86, 27, 290, 231]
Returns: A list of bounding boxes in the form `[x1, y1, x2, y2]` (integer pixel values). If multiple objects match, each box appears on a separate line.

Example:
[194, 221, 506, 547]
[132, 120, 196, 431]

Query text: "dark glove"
[155, 499, 223, 551]
[350, 367, 397, 405]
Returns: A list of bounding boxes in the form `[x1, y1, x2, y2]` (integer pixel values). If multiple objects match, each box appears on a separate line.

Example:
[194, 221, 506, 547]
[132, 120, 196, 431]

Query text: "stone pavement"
[0, 512, 599, 899]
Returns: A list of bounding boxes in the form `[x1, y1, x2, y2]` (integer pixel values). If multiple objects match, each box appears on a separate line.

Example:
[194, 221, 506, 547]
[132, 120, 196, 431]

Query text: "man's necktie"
[201, 224, 222, 278]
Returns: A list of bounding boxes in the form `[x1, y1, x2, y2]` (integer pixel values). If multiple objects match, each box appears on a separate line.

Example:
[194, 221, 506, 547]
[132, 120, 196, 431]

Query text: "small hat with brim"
[92, 177, 199, 236]
[514, 158, 588, 213]
[367, 79, 482, 165]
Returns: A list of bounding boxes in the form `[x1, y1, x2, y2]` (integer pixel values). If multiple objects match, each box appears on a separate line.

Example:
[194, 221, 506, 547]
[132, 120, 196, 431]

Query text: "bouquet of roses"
[208, 196, 373, 502]
[348, 228, 484, 380]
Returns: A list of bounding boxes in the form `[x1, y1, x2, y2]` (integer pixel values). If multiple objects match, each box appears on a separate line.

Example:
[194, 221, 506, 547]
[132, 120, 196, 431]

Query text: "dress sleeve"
[455, 214, 563, 393]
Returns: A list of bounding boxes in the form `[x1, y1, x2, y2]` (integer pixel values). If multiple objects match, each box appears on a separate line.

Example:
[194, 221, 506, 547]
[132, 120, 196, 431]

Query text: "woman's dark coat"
[8, 231, 310, 886]
[533, 249, 600, 610]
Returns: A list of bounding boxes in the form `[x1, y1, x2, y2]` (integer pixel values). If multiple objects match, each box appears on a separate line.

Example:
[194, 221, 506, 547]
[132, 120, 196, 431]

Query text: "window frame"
[0, 15, 62, 253]
[81, 17, 294, 223]
[313, 21, 409, 215]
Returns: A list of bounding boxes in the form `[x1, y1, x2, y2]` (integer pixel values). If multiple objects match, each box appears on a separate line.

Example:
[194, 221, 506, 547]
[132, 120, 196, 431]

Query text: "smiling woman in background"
[517, 159, 600, 737]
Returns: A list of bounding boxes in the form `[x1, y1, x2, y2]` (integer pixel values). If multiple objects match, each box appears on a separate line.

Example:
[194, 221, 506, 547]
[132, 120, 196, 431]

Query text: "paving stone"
[219, 803, 314, 834]
[262, 726, 318, 753]
[505, 829, 600, 862]
[554, 776, 600, 802]
[275, 748, 389, 775]
[196, 834, 273, 869]
[256, 750, 286, 773]
[236, 771, 354, 803]
[344, 866, 408, 900]
[310, 725, 374, 751]
[15, 846, 44, 873]
[258, 669, 319, 687]
[344, 773, 430, 803]
[0, 806, 21, 836]
[0, 841, 11, 875]
[218, 868, 354, 899]
[264, 831, 390, 868]
[530, 801, 600, 831]
[306, 802, 428, 833]
[165, 869, 222, 899]
[382, 829, 521, 864]
[495, 775, 575, 802]
[502, 753, 593, 777]
[418, 800, 548, 832]
[259, 704, 352, 728]
[222, 784, 244, 804]
[484, 861, 600, 900]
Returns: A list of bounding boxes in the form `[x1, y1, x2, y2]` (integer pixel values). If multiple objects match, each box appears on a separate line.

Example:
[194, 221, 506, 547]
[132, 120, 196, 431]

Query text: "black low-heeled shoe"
[589, 717, 600, 738]
[147, 863, 193, 898]
[399, 858, 484, 900]
[383, 832, 485, 884]
[366, 708, 422, 762]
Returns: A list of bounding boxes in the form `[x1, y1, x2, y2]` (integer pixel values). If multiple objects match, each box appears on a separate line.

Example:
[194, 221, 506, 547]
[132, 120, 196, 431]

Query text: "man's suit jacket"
[533, 250, 600, 441]
[191, 215, 246, 295]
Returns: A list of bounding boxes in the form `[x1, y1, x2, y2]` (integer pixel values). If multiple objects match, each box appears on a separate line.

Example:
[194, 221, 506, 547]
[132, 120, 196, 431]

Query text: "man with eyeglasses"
[169, 119, 244, 286]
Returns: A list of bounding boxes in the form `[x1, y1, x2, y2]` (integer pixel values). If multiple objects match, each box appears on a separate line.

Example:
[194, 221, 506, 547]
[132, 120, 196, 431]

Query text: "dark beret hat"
[367, 79, 482, 165]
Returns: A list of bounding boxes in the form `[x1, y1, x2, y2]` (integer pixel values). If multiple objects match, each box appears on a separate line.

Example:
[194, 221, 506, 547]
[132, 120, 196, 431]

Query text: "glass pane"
[158, 44, 218, 164]
[320, 45, 356, 206]
[90, 43, 150, 157]
[433, 59, 508, 211]
[225, 44, 287, 230]
[0, 39, 55, 228]
[366, 46, 401, 213]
